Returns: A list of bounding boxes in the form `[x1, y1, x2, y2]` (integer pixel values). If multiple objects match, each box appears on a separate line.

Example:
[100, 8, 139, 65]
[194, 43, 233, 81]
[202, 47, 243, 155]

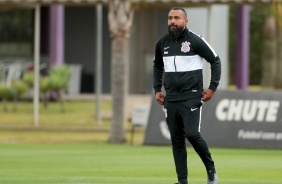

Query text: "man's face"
[167, 9, 188, 38]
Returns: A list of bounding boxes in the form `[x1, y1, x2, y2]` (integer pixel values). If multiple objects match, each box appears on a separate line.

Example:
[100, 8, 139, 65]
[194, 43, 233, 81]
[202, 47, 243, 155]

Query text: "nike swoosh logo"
[191, 108, 198, 111]
[164, 47, 170, 50]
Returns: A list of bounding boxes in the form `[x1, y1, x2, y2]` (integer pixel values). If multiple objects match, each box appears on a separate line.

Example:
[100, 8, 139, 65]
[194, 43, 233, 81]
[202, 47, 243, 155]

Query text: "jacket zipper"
[174, 38, 178, 72]
[174, 56, 177, 72]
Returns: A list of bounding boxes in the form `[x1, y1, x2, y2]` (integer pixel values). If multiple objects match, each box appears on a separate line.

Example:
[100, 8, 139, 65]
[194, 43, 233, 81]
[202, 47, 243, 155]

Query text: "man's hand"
[155, 92, 165, 105]
[201, 89, 214, 102]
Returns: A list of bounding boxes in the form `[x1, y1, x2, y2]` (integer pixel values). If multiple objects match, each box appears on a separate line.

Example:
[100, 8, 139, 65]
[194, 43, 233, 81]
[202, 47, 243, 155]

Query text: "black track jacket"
[153, 28, 221, 101]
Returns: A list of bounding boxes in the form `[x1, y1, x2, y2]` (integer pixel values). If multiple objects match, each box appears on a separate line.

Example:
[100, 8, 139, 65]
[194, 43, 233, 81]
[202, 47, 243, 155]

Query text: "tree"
[261, 16, 277, 88]
[49, 65, 71, 113]
[229, 5, 274, 86]
[273, 2, 282, 88]
[11, 80, 28, 111]
[40, 76, 51, 108]
[108, 0, 134, 143]
[0, 84, 11, 112]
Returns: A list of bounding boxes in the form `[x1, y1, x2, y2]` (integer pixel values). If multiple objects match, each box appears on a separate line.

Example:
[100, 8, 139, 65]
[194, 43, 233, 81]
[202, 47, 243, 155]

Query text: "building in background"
[0, 4, 229, 94]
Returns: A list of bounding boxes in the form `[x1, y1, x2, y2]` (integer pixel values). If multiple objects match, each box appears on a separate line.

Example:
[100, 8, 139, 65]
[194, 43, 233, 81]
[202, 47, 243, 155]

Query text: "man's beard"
[168, 25, 184, 39]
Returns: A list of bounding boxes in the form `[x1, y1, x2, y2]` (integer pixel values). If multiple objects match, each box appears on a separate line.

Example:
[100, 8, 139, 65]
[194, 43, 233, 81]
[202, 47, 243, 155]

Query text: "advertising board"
[144, 90, 282, 149]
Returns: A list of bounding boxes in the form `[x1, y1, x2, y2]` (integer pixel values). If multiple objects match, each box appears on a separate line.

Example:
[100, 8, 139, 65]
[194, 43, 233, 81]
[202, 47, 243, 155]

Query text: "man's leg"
[187, 132, 215, 171]
[180, 99, 217, 183]
[165, 101, 188, 184]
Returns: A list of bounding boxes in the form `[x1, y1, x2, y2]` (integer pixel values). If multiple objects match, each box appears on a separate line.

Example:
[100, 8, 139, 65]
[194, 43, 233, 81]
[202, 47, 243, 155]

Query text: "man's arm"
[194, 36, 221, 100]
[153, 40, 165, 105]
[208, 57, 221, 92]
[153, 40, 164, 94]
[203, 56, 221, 102]
[202, 57, 220, 102]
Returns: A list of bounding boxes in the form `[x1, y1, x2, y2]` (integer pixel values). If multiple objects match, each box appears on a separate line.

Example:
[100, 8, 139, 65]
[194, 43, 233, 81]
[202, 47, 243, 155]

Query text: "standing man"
[153, 7, 221, 184]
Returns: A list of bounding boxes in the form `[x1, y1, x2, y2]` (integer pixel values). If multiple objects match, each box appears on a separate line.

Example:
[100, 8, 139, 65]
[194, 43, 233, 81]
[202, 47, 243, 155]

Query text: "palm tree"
[108, 0, 134, 143]
[275, 25, 282, 88]
[261, 16, 277, 88]
[273, 1, 282, 88]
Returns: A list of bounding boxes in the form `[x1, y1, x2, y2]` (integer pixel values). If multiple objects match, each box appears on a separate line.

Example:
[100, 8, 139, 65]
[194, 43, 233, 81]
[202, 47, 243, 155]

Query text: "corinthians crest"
[181, 41, 190, 53]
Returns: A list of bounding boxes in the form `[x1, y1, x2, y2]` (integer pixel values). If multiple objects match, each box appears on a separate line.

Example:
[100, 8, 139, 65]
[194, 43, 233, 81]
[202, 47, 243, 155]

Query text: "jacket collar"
[180, 27, 188, 38]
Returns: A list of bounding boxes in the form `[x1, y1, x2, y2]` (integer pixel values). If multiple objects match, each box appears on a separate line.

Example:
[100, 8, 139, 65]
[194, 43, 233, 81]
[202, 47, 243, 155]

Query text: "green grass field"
[0, 100, 112, 127]
[0, 142, 282, 184]
[0, 101, 282, 184]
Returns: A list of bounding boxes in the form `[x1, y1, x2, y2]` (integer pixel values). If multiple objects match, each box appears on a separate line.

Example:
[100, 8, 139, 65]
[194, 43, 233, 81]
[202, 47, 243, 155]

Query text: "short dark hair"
[170, 7, 187, 18]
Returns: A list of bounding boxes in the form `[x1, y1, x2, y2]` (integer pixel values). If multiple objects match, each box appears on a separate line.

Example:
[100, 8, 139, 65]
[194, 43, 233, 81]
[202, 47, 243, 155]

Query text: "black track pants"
[164, 99, 215, 182]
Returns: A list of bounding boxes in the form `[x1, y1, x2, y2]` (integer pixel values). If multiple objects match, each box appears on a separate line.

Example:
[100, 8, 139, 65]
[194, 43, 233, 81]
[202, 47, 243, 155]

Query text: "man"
[153, 7, 221, 184]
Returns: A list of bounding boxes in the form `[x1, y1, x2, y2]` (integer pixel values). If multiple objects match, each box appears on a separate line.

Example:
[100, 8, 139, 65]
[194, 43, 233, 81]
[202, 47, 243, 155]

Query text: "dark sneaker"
[207, 169, 218, 184]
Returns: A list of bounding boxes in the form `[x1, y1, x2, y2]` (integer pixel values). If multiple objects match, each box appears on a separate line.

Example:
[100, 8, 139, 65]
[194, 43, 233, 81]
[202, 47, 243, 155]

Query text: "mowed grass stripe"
[0, 144, 281, 184]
